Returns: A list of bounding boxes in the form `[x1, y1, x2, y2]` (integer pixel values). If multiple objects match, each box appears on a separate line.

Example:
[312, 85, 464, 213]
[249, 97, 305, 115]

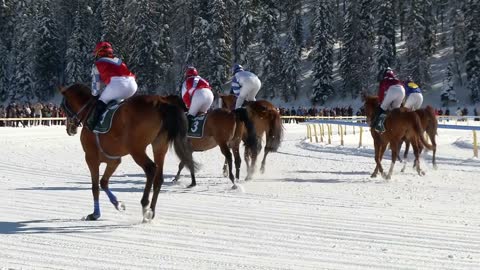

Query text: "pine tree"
[422, 0, 437, 56]
[465, 0, 480, 102]
[0, 0, 13, 101]
[281, 0, 303, 101]
[233, 0, 258, 66]
[311, 0, 334, 105]
[441, 62, 458, 106]
[258, 0, 282, 99]
[10, 0, 35, 101]
[34, 0, 61, 100]
[100, 0, 119, 44]
[375, 0, 396, 81]
[340, 0, 376, 97]
[65, 10, 90, 85]
[206, 0, 232, 92]
[451, 4, 466, 86]
[187, 0, 211, 79]
[404, 0, 431, 90]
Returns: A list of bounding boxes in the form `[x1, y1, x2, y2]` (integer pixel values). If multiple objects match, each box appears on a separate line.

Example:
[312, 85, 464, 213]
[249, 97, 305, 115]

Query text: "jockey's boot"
[87, 100, 107, 131]
[372, 106, 386, 133]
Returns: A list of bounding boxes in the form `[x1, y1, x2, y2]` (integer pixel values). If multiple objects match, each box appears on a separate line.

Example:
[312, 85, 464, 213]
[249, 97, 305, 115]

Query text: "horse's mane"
[68, 83, 92, 97]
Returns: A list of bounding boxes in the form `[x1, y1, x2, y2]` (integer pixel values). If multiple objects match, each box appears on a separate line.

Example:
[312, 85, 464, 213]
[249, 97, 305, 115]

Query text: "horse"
[59, 84, 197, 222]
[218, 94, 283, 179]
[363, 95, 434, 179]
[399, 106, 438, 169]
[157, 95, 258, 188]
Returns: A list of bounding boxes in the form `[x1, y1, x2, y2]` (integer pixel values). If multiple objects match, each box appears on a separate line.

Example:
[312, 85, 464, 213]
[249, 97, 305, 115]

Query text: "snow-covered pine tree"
[187, 0, 211, 80]
[124, 0, 170, 94]
[281, 0, 302, 102]
[206, 0, 232, 92]
[375, 0, 396, 81]
[258, 0, 282, 99]
[34, 0, 61, 100]
[422, 0, 437, 56]
[441, 62, 458, 107]
[404, 0, 431, 90]
[465, 0, 480, 102]
[0, 0, 13, 101]
[311, 0, 334, 105]
[340, 0, 376, 98]
[450, 3, 466, 86]
[10, 0, 35, 101]
[65, 10, 90, 85]
[100, 0, 119, 44]
[233, 0, 257, 66]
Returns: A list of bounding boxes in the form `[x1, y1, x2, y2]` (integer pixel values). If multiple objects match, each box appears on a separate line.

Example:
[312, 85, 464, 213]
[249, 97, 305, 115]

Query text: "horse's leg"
[173, 161, 185, 183]
[100, 158, 125, 211]
[401, 140, 410, 173]
[130, 151, 156, 216]
[260, 146, 269, 174]
[378, 141, 388, 177]
[430, 133, 437, 169]
[232, 145, 241, 180]
[385, 140, 399, 180]
[220, 143, 236, 188]
[371, 139, 380, 178]
[413, 139, 426, 176]
[145, 142, 169, 222]
[222, 158, 228, 177]
[85, 154, 101, 220]
[246, 137, 261, 180]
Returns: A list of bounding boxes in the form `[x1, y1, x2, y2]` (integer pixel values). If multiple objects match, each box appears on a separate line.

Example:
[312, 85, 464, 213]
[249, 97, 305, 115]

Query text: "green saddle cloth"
[93, 101, 123, 134]
[187, 114, 207, 138]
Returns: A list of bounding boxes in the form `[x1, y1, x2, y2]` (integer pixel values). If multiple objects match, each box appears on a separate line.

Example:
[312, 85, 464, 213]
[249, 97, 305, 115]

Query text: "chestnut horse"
[60, 84, 197, 222]
[158, 95, 258, 188]
[400, 106, 438, 169]
[219, 94, 283, 179]
[363, 95, 434, 179]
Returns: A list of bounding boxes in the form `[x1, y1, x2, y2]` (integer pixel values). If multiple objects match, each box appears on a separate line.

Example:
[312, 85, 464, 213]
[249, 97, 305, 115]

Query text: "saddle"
[187, 112, 208, 138]
[92, 100, 123, 134]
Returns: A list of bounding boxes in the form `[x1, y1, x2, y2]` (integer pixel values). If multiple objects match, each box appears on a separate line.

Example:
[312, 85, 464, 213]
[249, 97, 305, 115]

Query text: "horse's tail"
[233, 107, 258, 154]
[412, 112, 434, 151]
[425, 105, 438, 136]
[158, 103, 199, 172]
[265, 108, 284, 152]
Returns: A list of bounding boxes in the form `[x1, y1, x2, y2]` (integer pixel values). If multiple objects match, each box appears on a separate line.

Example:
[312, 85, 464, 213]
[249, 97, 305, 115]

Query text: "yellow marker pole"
[307, 125, 311, 141]
[340, 125, 344, 146]
[473, 130, 478, 158]
[337, 124, 340, 135]
[353, 125, 355, 135]
[344, 125, 347, 136]
[313, 124, 319, 143]
[359, 126, 363, 147]
[328, 124, 332, 144]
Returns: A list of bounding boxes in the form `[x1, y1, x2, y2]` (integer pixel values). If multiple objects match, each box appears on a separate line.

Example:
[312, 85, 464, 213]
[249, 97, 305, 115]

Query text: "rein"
[61, 97, 96, 127]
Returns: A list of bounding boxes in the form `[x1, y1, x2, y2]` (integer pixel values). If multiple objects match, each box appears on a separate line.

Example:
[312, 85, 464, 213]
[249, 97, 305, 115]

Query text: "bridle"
[61, 97, 95, 128]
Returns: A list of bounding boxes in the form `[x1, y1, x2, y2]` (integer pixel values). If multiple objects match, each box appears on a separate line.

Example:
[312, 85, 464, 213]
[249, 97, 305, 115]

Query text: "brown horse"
[60, 84, 197, 222]
[400, 106, 438, 169]
[218, 94, 283, 179]
[158, 95, 258, 188]
[363, 95, 434, 179]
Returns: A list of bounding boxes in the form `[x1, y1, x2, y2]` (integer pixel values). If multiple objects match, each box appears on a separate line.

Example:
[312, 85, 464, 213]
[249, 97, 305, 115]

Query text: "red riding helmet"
[94, 41, 113, 57]
[185, 66, 198, 77]
[384, 69, 396, 80]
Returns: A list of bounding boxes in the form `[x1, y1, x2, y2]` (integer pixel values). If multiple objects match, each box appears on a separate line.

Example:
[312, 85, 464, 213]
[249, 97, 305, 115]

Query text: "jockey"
[403, 76, 423, 111]
[372, 68, 405, 132]
[181, 66, 214, 121]
[87, 41, 137, 130]
[230, 64, 262, 109]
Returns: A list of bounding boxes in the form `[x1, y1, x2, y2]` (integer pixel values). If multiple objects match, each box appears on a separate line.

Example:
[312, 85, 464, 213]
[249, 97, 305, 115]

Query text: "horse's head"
[218, 94, 236, 110]
[59, 84, 95, 136]
[363, 95, 380, 123]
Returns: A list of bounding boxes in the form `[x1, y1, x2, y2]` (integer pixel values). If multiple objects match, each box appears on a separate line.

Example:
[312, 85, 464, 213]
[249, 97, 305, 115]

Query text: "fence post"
[359, 126, 363, 147]
[319, 124, 324, 143]
[344, 125, 347, 136]
[313, 124, 319, 143]
[474, 130, 478, 158]
[353, 125, 355, 135]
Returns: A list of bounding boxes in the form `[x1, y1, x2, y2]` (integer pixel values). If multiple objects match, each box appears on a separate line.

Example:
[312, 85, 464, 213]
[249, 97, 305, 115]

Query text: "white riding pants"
[99, 76, 137, 104]
[189, 88, 214, 116]
[235, 76, 262, 109]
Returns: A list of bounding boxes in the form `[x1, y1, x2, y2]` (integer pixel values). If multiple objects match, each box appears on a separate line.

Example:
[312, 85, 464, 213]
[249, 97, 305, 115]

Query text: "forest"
[0, 0, 479, 105]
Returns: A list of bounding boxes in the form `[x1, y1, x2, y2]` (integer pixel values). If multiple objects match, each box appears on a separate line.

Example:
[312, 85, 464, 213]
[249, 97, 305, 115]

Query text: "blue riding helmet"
[233, 64, 244, 74]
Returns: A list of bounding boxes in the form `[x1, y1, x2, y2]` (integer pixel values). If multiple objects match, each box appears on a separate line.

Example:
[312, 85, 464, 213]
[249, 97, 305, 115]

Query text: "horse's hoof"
[370, 173, 377, 178]
[143, 208, 154, 222]
[83, 213, 100, 221]
[115, 201, 126, 211]
[260, 167, 265, 174]
[187, 183, 196, 188]
[223, 170, 228, 177]
[245, 176, 252, 181]
[433, 164, 438, 170]
[418, 170, 426, 176]
[231, 184, 238, 190]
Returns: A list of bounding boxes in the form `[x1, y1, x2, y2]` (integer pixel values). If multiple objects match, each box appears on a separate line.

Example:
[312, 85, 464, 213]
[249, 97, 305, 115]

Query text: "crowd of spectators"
[278, 105, 364, 123]
[0, 102, 65, 127]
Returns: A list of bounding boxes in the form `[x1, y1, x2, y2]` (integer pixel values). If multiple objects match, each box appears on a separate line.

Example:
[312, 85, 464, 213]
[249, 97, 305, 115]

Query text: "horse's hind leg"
[220, 143, 236, 188]
[84, 153, 101, 220]
[232, 145, 241, 180]
[412, 139, 425, 176]
[146, 141, 169, 222]
[173, 161, 185, 182]
[430, 134, 437, 169]
[100, 158, 125, 211]
[385, 140, 399, 180]
[260, 147, 270, 174]
[130, 151, 156, 215]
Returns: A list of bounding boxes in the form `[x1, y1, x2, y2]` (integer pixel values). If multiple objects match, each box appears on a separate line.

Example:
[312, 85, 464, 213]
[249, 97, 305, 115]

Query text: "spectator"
[33, 102, 43, 126]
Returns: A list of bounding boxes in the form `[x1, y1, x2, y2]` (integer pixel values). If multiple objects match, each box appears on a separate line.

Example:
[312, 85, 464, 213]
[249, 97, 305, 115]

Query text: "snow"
[1, 124, 480, 269]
